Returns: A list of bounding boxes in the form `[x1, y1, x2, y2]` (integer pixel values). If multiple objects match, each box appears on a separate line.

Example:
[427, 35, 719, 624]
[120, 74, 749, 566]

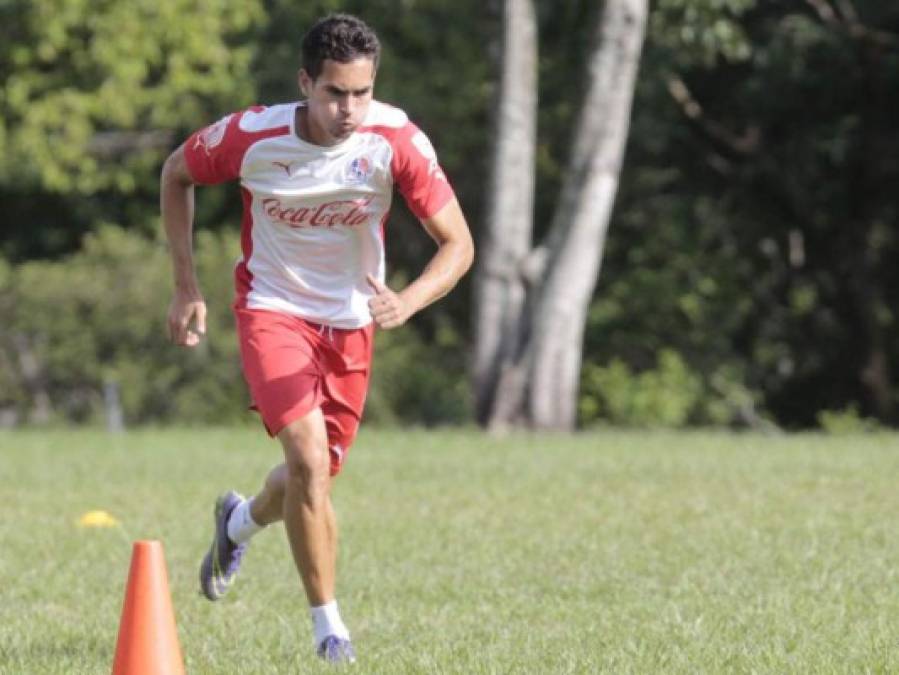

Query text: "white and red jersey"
[183, 100, 455, 328]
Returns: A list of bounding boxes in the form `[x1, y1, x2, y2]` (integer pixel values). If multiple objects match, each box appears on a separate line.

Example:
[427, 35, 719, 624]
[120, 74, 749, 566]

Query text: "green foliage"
[0, 0, 263, 194]
[2, 227, 246, 425]
[0, 0, 265, 260]
[0, 227, 471, 427]
[650, 0, 755, 66]
[701, 364, 765, 427]
[580, 350, 702, 427]
[2, 0, 898, 429]
[599, 1, 899, 428]
[817, 406, 882, 435]
[0, 1, 482, 429]
[367, 318, 471, 427]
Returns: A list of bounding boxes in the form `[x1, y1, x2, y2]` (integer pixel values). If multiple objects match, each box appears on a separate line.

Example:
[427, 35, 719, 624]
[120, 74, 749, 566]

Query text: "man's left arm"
[367, 197, 474, 330]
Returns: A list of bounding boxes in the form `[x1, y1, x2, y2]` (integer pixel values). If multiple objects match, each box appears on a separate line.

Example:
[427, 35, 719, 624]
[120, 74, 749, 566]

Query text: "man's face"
[299, 58, 375, 145]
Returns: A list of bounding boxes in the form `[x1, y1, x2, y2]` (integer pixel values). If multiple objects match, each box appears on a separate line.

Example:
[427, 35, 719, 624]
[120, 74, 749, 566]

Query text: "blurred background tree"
[0, 0, 264, 259]
[476, 0, 649, 431]
[589, 0, 899, 428]
[1, 0, 897, 430]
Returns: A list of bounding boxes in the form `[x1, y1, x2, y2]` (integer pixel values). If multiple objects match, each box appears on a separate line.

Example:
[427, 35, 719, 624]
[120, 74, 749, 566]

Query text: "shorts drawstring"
[317, 322, 335, 342]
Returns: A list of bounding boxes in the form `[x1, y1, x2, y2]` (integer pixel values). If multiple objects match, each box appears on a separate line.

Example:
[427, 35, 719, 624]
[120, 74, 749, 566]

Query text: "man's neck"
[295, 106, 335, 147]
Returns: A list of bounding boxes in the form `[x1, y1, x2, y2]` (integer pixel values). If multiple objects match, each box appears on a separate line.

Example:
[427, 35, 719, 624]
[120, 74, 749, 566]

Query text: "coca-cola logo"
[261, 197, 374, 228]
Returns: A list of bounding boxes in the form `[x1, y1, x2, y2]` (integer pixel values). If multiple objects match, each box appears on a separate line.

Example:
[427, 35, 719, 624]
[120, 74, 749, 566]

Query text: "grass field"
[1, 428, 898, 673]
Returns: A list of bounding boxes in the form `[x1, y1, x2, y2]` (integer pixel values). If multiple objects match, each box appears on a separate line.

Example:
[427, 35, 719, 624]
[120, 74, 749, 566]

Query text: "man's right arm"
[161, 144, 207, 347]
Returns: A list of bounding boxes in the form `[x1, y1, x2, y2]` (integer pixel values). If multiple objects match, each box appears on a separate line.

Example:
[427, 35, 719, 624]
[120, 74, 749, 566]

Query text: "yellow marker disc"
[78, 510, 120, 528]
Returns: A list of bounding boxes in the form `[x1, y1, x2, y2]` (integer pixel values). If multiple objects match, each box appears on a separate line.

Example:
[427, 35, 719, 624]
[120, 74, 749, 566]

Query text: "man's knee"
[285, 451, 330, 487]
[279, 418, 331, 496]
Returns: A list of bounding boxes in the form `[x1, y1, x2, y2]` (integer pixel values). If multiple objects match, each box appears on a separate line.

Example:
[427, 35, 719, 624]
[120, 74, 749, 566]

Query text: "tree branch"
[804, 0, 899, 48]
[666, 74, 761, 158]
[833, 0, 859, 24]
[804, 0, 840, 26]
[88, 130, 175, 158]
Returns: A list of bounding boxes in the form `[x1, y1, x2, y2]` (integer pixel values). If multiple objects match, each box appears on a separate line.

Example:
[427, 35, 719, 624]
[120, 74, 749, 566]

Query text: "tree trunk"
[473, 0, 538, 425]
[487, 0, 649, 431]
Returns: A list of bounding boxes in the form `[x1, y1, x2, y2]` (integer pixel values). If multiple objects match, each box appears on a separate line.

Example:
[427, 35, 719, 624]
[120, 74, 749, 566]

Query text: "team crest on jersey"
[194, 114, 231, 155]
[344, 156, 373, 184]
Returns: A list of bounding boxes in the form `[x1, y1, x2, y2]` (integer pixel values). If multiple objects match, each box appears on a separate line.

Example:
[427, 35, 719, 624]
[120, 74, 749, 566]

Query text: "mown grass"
[1, 428, 898, 673]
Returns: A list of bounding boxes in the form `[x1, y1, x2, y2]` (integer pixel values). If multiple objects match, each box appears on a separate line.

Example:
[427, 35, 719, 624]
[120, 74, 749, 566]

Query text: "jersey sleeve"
[183, 109, 260, 185]
[390, 123, 455, 220]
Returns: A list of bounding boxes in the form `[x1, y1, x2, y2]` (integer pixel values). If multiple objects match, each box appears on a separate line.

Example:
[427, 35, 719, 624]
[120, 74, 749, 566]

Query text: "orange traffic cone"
[112, 540, 186, 675]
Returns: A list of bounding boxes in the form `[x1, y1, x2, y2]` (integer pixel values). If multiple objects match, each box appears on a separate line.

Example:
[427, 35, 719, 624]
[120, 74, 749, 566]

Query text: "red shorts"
[235, 307, 374, 476]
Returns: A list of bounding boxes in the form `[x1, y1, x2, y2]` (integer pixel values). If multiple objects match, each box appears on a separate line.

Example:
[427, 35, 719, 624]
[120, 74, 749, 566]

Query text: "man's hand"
[167, 289, 207, 347]
[367, 274, 412, 329]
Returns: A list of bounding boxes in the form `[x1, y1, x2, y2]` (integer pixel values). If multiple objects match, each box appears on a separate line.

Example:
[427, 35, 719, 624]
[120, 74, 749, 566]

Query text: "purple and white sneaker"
[317, 636, 356, 664]
[199, 490, 248, 601]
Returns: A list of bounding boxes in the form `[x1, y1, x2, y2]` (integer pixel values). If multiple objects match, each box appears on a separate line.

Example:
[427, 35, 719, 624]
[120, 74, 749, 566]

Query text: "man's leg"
[276, 406, 335, 606]
[226, 309, 361, 661]
[227, 406, 352, 661]
[246, 463, 288, 525]
[230, 416, 335, 603]
[245, 462, 340, 605]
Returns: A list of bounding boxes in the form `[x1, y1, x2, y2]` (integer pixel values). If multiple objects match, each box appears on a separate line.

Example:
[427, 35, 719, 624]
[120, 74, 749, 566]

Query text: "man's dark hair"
[301, 14, 381, 80]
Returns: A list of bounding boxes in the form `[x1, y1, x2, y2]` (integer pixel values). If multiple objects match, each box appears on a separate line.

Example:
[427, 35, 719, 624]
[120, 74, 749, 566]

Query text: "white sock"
[226, 497, 263, 544]
[311, 600, 350, 645]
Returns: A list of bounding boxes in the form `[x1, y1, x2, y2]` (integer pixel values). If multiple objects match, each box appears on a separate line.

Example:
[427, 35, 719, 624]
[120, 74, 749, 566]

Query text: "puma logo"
[272, 161, 294, 176]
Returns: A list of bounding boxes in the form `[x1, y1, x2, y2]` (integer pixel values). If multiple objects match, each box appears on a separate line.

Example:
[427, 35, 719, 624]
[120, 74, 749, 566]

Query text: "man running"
[160, 13, 474, 664]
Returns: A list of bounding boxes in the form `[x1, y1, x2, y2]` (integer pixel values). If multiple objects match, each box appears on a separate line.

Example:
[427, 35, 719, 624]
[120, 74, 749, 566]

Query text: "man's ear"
[298, 68, 312, 97]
